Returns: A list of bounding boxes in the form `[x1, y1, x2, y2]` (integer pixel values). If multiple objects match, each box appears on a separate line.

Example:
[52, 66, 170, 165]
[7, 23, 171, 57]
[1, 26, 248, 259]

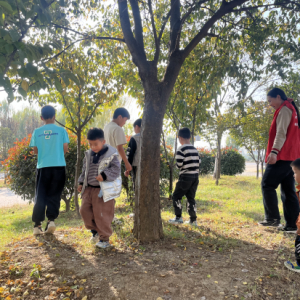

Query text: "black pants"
[172, 174, 199, 222]
[32, 167, 66, 224]
[262, 160, 299, 227]
[295, 235, 300, 266]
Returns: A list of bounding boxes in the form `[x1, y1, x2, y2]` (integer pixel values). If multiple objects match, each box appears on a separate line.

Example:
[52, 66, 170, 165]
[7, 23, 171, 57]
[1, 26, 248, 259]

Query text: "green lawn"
[0, 176, 288, 252]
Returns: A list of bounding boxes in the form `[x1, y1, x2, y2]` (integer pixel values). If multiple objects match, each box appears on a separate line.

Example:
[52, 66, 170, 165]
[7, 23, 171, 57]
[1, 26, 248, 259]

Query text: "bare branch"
[62, 95, 76, 128]
[129, 0, 145, 52]
[118, 0, 147, 69]
[55, 119, 76, 134]
[182, 0, 249, 59]
[148, 0, 159, 62]
[170, 0, 181, 53]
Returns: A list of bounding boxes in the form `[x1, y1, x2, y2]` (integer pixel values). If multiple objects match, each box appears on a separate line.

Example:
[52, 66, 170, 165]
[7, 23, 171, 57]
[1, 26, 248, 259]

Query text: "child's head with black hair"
[291, 159, 300, 184]
[113, 107, 130, 127]
[87, 128, 106, 153]
[41, 105, 56, 123]
[133, 118, 142, 134]
[178, 127, 191, 145]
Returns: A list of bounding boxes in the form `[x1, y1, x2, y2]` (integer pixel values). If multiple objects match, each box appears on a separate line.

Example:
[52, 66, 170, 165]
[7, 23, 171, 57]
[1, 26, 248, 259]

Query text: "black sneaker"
[258, 219, 281, 227]
[278, 226, 297, 234]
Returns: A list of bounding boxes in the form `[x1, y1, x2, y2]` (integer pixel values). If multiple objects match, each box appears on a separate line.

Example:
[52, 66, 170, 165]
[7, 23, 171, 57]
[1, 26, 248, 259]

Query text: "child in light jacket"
[78, 128, 121, 249]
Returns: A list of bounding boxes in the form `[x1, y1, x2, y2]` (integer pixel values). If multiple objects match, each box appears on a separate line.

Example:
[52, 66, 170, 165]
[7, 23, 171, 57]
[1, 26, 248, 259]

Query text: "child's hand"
[96, 174, 104, 182]
[77, 185, 83, 192]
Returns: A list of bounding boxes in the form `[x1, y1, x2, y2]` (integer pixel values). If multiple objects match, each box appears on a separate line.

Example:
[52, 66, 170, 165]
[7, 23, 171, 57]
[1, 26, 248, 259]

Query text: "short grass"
[0, 176, 291, 253]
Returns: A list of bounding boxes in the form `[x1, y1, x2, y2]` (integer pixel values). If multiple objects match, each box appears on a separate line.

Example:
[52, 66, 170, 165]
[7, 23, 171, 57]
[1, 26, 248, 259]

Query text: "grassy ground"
[0, 176, 299, 300]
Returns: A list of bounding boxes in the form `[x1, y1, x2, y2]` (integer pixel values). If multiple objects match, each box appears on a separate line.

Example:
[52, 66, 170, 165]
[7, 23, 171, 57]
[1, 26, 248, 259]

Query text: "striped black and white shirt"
[176, 144, 201, 175]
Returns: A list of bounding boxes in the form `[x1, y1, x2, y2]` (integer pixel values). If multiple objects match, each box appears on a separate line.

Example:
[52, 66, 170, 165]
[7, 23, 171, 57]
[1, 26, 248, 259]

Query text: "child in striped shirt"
[169, 128, 201, 226]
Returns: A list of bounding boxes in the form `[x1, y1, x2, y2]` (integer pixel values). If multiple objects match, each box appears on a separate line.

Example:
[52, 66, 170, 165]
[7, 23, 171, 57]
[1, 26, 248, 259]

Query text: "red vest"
[266, 101, 300, 162]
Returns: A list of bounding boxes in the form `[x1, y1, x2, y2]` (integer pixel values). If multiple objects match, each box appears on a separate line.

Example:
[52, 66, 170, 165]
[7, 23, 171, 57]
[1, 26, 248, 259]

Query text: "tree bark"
[134, 82, 166, 242]
[213, 132, 222, 185]
[73, 131, 81, 217]
[65, 199, 70, 212]
[256, 148, 260, 179]
[169, 165, 173, 200]
[261, 161, 264, 177]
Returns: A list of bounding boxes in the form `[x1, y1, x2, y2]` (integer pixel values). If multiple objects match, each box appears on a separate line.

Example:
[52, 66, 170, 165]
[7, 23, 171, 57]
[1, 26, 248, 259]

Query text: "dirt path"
[0, 188, 30, 208]
[1, 224, 299, 300]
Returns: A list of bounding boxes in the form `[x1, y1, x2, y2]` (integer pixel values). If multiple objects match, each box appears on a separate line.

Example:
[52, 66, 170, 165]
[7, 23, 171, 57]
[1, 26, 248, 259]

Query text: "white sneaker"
[45, 221, 56, 234]
[113, 217, 122, 225]
[90, 233, 99, 244]
[185, 220, 198, 227]
[33, 227, 43, 235]
[96, 241, 111, 249]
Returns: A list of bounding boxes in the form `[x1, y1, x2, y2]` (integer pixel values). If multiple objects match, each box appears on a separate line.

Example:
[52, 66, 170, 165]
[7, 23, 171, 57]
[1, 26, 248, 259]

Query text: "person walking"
[259, 88, 300, 232]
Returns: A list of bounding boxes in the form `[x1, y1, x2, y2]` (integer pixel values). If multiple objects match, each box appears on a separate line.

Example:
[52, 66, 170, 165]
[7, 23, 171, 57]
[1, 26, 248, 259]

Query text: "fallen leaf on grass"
[82, 297, 87, 300]
[243, 282, 247, 285]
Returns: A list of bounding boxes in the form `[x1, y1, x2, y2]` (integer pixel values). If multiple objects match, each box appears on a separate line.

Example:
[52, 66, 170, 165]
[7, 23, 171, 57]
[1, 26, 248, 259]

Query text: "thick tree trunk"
[134, 82, 166, 242]
[73, 131, 81, 217]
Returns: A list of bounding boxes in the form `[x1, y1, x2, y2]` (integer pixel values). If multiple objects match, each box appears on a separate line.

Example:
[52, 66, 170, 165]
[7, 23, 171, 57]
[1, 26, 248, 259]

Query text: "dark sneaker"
[284, 261, 300, 273]
[278, 226, 297, 234]
[169, 217, 183, 224]
[258, 219, 281, 227]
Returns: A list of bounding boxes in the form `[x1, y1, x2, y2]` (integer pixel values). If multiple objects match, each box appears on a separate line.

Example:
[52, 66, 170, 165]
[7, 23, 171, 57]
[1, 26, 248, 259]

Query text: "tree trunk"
[256, 148, 260, 179]
[73, 131, 81, 217]
[169, 165, 173, 200]
[65, 199, 70, 212]
[134, 82, 165, 242]
[261, 161, 264, 177]
[213, 133, 222, 185]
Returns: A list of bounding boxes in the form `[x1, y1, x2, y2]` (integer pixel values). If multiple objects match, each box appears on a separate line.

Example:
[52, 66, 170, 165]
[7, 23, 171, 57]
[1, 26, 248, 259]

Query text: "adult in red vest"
[259, 88, 300, 232]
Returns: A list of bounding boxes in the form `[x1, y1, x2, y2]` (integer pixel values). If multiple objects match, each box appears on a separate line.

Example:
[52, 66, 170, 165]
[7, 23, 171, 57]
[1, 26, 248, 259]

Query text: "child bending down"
[78, 128, 121, 249]
[284, 158, 300, 272]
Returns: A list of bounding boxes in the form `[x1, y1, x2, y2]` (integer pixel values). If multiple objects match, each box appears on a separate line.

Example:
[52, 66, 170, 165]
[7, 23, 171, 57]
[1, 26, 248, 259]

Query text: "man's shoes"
[33, 226, 43, 235]
[185, 220, 198, 227]
[96, 241, 111, 249]
[284, 261, 300, 273]
[278, 226, 297, 234]
[258, 219, 281, 227]
[168, 217, 183, 224]
[90, 233, 99, 244]
[45, 221, 56, 234]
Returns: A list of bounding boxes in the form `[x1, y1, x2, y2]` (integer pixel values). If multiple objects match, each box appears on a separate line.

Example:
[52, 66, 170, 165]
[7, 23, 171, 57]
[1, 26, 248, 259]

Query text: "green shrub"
[198, 148, 215, 175]
[221, 148, 245, 175]
[2, 133, 89, 211]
